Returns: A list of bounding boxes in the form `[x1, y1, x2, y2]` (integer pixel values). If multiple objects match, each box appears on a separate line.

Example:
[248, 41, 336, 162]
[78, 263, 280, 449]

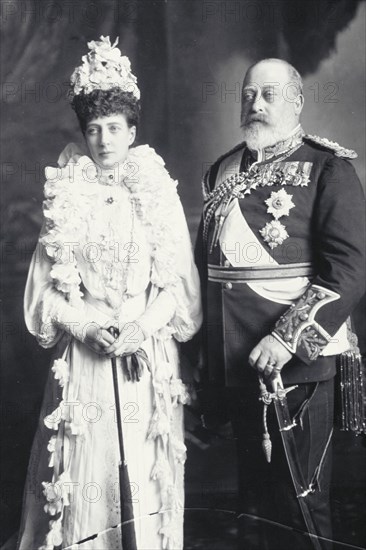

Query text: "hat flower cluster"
[69, 36, 140, 100]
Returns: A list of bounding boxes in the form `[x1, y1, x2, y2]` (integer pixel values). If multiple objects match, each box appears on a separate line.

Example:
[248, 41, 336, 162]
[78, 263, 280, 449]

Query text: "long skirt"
[17, 335, 185, 550]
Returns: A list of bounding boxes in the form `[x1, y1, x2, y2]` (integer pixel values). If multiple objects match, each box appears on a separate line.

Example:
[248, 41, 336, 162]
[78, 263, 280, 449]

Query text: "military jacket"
[197, 127, 365, 386]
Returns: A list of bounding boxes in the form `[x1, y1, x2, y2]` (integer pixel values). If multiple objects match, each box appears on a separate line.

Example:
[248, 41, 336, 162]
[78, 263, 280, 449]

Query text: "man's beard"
[241, 119, 290, 150]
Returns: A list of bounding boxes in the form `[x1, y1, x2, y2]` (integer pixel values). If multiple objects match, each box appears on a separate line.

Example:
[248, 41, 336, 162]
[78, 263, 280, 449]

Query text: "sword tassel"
[258, 376, 273, 463]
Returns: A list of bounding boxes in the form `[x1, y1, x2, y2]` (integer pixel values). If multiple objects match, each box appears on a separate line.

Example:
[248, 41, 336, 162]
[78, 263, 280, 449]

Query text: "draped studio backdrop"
[1, 0, 365, 547]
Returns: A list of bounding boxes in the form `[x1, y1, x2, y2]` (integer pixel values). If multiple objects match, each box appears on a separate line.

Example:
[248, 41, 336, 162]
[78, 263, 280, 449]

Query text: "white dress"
[17, 144, 202, 550]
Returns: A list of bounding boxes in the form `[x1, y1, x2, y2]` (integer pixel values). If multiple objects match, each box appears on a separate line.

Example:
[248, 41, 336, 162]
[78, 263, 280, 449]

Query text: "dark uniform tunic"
[196, 126, 365, 549]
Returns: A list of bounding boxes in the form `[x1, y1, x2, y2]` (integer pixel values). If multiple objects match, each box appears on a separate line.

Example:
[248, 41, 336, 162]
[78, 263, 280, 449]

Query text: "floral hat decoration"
[69, 35, 140, 100]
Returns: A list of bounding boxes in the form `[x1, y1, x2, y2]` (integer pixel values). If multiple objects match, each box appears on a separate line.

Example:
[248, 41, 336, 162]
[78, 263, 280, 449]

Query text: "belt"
[208, 262, 314, 283]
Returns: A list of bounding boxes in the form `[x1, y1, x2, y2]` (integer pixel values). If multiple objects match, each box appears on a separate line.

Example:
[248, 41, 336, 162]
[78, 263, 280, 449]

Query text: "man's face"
[241, 62, 302, 149]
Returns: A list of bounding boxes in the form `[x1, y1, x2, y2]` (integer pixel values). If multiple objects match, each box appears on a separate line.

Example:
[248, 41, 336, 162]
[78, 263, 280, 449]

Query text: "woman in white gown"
[17, 36, 202, 550]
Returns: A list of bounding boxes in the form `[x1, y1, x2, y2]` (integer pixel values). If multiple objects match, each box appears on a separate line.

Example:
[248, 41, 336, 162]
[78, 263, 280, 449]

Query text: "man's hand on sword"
[249, 334, 293, 390]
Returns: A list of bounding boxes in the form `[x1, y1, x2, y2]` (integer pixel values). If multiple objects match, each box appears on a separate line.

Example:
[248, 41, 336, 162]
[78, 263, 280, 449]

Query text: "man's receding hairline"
[244, 58, 303, 94]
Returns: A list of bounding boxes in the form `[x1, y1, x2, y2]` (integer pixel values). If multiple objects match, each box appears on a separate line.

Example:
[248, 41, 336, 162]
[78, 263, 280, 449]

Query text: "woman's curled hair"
[71, 88, 140, 134]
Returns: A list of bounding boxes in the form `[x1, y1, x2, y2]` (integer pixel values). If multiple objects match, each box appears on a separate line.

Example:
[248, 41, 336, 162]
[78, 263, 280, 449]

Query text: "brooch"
[260, 220, 289, 249]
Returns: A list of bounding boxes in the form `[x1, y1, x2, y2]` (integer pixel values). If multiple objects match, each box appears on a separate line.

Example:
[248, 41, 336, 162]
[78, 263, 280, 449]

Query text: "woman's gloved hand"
[106, 325, 150, 382]
[104, 321, 146, 359]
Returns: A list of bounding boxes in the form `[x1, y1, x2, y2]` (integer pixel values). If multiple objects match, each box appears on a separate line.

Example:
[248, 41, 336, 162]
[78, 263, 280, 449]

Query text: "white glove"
[52, 294, 116, 353]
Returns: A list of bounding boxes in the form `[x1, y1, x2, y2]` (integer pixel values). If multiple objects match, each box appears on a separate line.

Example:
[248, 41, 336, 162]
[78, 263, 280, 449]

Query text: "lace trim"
[39, 352, 72, 550]
[272, 284, 340, 360]
[39, 345, 189, 549]
[40, 145, 183, 307]
[148, 353, 189, 549]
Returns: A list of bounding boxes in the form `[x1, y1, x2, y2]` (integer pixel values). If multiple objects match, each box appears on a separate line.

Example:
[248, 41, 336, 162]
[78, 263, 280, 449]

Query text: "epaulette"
[303, 134, 357, 159]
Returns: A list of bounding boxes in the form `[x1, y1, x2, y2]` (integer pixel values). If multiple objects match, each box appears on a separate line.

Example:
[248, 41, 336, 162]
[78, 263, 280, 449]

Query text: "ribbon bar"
[208, 262, 314, 283]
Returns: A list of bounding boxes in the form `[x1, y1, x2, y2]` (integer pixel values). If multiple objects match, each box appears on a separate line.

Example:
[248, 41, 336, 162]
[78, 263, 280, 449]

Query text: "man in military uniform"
[196, 59, 365, 548]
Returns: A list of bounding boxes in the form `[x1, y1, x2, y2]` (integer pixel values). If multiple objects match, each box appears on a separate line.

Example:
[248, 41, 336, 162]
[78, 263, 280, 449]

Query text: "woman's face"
[85, 113, 136, 169]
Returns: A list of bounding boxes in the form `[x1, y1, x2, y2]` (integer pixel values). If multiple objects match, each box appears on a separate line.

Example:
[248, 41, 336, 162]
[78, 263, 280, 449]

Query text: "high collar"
[97, 161, 130, 186]
[248, 124, 304, 162]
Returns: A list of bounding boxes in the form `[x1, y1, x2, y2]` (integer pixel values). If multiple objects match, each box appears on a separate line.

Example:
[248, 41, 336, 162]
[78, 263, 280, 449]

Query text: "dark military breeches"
[228, 378, 334, 550]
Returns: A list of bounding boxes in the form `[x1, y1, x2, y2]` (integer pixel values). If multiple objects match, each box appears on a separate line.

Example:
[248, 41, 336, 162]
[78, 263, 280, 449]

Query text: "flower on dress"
[57, 471, 73, 507]
[265, 189, 295, 220]
[42, 480, 62, 505]
[44, 499, 62, 517]
[44, 402, 64, 431]
[147, 409, 170, 439]
[169, 378, 190, 406]
[51, 359, 69, 388]
[171, 437, 187, 464]
[41, 229, 63, 258]
[42, 471, 73, 518]
[50, 263, 81, 286]
[47, 435, 57, 468]
[46, 518, 63, 547]
[259, 220, 289, 249]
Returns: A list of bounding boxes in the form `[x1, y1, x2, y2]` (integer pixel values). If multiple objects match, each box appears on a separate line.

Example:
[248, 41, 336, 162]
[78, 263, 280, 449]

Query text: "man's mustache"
[243, 114, 268, 125]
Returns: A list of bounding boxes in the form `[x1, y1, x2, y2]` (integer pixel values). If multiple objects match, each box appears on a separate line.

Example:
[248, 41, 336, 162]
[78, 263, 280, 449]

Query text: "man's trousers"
[228, 378, 334, 550]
